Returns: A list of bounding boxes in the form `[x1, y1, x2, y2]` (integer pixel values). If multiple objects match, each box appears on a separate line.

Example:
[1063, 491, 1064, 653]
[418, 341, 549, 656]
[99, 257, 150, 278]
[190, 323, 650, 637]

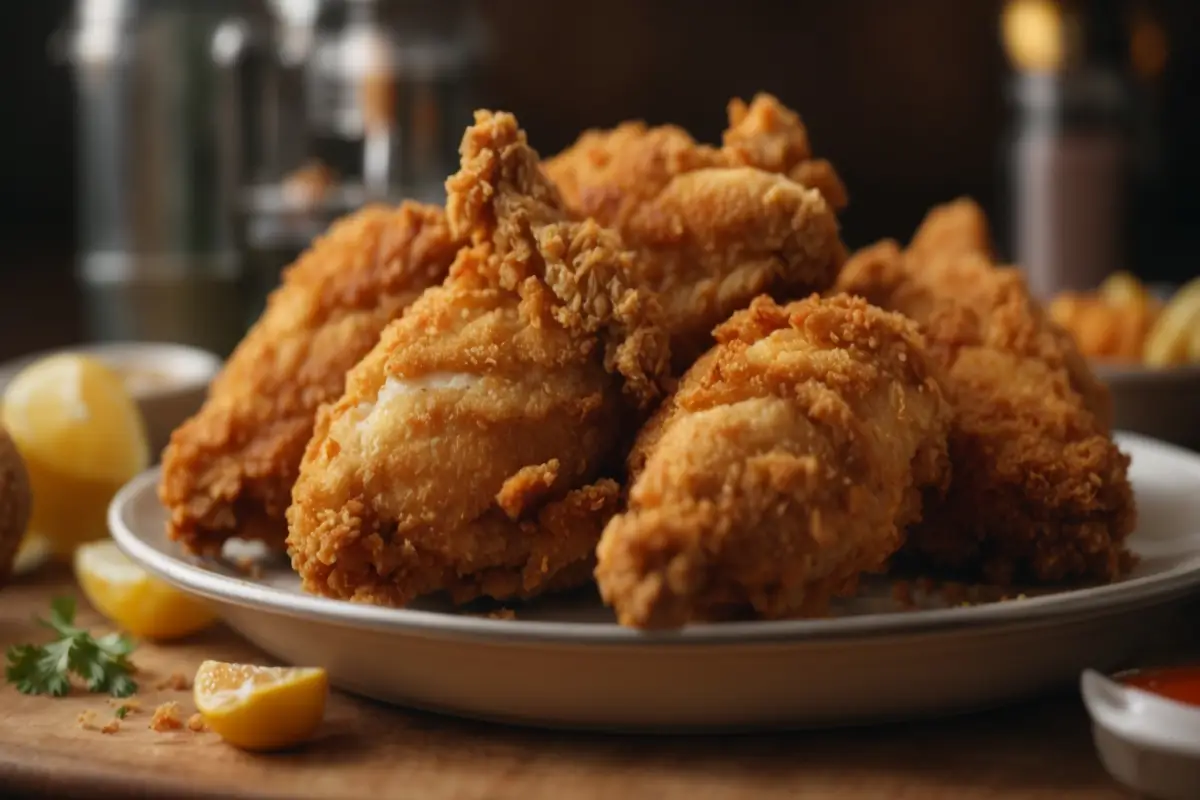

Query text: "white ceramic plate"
[110, 432, 1200, 731]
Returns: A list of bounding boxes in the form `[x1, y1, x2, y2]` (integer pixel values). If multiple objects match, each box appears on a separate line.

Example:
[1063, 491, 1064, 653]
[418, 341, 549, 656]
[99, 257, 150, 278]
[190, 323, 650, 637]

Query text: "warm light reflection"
[1130, 10, 1169, 79]
[1001, 0, 1065, 73]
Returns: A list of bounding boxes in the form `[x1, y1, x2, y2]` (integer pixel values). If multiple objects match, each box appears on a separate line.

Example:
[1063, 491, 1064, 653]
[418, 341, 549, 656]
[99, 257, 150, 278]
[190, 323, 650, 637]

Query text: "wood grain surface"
[0, 566, 1141, 800]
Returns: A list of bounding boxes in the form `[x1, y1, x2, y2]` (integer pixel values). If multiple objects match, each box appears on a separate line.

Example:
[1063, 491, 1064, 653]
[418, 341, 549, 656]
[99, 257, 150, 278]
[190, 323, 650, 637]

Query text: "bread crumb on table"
[77, 710, 97, 731]
[187, 713, 207, 733]
[100, 719, 120, 735]
[108, 698, 142, 714]
[150, 702, 185, 732]
[156, 673, 192, 691]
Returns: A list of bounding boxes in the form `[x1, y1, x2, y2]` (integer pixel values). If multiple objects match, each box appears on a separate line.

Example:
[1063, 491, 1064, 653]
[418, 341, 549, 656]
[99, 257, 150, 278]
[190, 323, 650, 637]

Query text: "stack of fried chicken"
[158, 95, 1135, 629]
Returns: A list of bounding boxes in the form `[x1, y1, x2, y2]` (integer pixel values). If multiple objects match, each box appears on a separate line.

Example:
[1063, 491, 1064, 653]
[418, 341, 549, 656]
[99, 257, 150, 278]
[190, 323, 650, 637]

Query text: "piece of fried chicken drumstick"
[545, 93, 848, 370]
[833, 198, 1135, 585]
[286, 111, 671, 607]
[159, 203, 463, 555]
[597, 294, 952, 629]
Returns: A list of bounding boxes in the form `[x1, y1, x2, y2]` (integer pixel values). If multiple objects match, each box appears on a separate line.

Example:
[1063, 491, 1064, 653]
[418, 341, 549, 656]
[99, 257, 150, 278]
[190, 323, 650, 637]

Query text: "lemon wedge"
[194, 661, 329, 751]
[2, 353, 149, 556]
[74, 539, 216, 640]
[1144, 277, 1200, 367]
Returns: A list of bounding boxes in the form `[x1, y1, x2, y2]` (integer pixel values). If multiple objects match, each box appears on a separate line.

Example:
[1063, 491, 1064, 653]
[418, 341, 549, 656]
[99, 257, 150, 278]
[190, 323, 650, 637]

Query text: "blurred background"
[1, 0, 1197, 361]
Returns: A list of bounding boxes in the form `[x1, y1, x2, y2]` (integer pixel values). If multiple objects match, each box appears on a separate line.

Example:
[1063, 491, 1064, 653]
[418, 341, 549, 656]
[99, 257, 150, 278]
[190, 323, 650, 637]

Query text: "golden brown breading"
[159, 202, 462, 554]
[905, 196, 993, 263]
[286, 111, 670, 607]
[621, 167, 846, 369]
[1048, 291, 1159, 364]
[545, 93, 847, 223]
[721, 94, 849, 211]
[598, 295, 952, 629]
[834, 200, 1135, 584]
[543, 122, 725, 232]
[546, 94, 847, 371]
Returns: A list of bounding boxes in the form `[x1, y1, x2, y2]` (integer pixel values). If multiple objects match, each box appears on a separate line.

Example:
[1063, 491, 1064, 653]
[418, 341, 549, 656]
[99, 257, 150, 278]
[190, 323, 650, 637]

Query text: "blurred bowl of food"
[0, 342, 221, 460]
[1051, 273, 1200, 449]
[1091, 362, 1200, 449]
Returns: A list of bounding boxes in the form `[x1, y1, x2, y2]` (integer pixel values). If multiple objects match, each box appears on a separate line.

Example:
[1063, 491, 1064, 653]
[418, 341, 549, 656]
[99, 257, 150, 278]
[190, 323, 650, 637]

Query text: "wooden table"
[0, 566, 1139, 800]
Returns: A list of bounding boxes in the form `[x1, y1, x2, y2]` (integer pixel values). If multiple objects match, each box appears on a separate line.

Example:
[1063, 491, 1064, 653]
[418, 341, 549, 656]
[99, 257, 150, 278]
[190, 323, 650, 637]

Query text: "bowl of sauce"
[1116, 665, 1200, 708]
[1082, 667, 1200, 800]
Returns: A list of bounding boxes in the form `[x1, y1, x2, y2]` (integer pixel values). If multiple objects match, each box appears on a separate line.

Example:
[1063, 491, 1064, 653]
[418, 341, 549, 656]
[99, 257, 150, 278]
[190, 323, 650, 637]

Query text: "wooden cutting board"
[0, 565, 1146, 799]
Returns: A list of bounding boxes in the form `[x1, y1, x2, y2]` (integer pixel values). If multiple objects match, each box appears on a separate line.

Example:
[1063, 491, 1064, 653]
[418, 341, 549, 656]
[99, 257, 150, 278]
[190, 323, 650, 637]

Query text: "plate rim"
[111, 431, 1200, 646]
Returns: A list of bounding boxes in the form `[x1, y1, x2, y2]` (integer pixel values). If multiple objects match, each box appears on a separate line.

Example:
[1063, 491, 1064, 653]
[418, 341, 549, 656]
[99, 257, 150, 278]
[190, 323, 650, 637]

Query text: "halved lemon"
[194, 661, 328, 751]
[2, 353, 149, 556]
[74, 539, 216, 640]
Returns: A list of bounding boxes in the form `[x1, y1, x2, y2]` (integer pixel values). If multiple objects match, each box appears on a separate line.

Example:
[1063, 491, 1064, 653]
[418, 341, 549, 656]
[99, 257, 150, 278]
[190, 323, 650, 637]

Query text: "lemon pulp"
[194, 661, 329, 751]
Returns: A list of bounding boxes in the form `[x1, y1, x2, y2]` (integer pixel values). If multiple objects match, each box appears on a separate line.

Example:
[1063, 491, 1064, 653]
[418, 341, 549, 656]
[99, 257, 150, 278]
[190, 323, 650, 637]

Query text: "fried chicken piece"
[721, 94, 849, 211]
[545, 94, 848, 369]
[906, 196, 994, 263]
[159, 202, 462, 555]
[622, 168, 846, 368]
[1048, 291, 1159, 364]
[546, 93, 847, 224]
[544, 122, 725, 231]
[597, 295, 952, 629]
[834, 200, 1135, 584]
[287, 111, 669, 607]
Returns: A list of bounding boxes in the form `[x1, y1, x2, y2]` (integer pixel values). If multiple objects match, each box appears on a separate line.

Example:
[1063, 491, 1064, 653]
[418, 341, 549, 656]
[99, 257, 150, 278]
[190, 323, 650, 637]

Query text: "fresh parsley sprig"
[5, 597, 137, 698]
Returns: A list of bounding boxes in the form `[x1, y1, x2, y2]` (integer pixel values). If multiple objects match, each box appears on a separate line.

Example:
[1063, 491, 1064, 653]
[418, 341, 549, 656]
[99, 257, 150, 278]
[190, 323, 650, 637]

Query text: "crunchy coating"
[621, 168, 847, 369]
[0, 427, 31, 586]
[598, 295, 952, 629]
[287, 111, 670, 607]
[721, 95, 849, 211]
[546, 93, 848, 225]
[546, 94, 848, 369]
[159, 202, 461, 554]
[834, 199, 1135, 584]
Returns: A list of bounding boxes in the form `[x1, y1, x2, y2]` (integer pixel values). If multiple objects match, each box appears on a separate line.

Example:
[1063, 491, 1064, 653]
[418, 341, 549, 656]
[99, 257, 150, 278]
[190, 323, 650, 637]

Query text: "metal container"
[232, 0, 480, 320]
[59, 0, 480, 350]
[61, 0, 268, 355]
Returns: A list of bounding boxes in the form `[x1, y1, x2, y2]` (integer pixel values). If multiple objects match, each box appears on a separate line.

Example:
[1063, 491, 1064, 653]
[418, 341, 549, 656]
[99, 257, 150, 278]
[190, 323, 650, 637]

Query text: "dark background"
[2, 0, 1198, 358]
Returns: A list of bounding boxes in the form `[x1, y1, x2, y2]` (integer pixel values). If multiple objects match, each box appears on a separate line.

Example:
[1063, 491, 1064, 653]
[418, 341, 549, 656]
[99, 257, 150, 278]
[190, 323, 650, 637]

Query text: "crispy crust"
[286, 111, 670, 607]
[598, 295, 952, 628]
[159, 202, 462, 554]
[834, 199, 1134, 584]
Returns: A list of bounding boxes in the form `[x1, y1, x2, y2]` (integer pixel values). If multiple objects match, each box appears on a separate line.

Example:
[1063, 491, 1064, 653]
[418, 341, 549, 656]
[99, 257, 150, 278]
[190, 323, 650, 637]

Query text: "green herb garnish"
[5, 597, 137, 698]
[114, 705, 130, 719]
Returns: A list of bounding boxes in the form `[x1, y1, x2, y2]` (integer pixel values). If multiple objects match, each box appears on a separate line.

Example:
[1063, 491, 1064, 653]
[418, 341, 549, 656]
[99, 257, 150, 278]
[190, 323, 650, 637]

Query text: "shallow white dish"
[110, 432, 1200, 731]
[1083, 669, 1200, 800]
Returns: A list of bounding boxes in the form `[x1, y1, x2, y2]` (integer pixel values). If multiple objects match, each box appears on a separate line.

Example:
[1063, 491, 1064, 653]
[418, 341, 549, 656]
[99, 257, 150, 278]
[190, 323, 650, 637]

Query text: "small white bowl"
[0, 342, 222, 461]
[1082, 669, 1200, 800]
[1093, 363, 1200, 450]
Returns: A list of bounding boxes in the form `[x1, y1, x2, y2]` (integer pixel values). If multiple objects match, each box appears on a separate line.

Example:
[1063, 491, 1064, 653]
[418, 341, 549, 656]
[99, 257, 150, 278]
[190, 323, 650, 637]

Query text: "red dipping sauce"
[1118, 665, 1200, 707]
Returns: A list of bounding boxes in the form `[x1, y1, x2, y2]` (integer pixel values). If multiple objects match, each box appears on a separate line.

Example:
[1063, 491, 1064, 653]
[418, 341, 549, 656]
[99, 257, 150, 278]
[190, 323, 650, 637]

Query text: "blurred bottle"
[224, 0, 480, 322]
[1001, 0, 1139, 299]
[57, 0, 264, 356]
